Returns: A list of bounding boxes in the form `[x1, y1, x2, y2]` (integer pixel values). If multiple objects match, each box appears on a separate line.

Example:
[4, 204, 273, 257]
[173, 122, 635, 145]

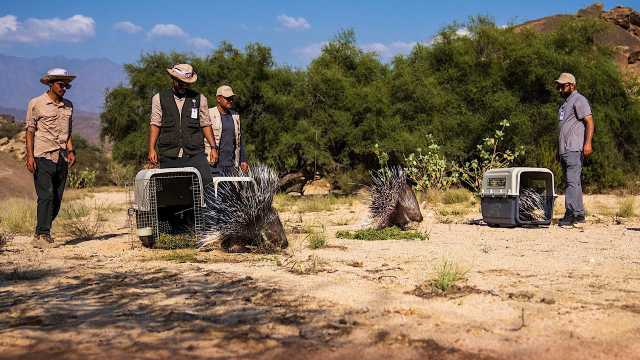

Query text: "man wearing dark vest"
[206, 85, 248, 176]
[148, 64, 217, 186]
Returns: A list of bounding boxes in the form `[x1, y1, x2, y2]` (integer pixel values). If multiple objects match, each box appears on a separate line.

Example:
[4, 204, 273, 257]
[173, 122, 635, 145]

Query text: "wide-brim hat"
[167, 63, 198, 84]
[40, 68, 76, 85]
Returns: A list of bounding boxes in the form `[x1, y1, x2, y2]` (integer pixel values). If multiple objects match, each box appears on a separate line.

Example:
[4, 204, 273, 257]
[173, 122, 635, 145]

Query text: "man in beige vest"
[206, 85, 248, 175]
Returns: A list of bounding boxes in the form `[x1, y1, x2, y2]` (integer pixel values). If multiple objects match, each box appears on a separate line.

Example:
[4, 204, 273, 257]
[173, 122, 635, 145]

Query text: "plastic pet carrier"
[480, 167, 556, 227]
[131, 167, 205, 248]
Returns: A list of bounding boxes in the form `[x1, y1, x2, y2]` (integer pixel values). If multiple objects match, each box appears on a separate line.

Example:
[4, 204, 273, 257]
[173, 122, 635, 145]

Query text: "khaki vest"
[207, 107, 241, 166]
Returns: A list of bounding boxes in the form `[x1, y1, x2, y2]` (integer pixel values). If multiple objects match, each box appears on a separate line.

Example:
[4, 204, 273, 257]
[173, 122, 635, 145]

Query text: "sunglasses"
[223, 96, 235, 102]
[53, 81, 72, 89]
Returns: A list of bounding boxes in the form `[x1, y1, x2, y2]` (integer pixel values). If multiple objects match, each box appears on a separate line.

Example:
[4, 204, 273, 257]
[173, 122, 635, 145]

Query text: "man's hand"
[148, 148, 159, 166]
[26, 155, 36, 174]
[240, 161, 249, 173]
[583, 143, 593, 158]
[67, 151, 77, 167]
[208, 148, 218, 164]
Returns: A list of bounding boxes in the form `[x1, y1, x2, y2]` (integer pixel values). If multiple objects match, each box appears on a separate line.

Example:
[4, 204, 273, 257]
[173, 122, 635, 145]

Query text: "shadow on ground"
[0, 266, 497, 360]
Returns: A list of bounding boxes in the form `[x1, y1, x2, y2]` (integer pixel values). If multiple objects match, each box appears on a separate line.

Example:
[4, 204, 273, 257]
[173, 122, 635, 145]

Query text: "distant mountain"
[0, 106, 101, 145]
[517, 3, 640, 77]
[0, 54, 127, 114]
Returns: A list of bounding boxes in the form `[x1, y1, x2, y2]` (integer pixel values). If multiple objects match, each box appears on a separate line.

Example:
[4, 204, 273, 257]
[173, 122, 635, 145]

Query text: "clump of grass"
[278, 254, 328, 275]
[0, 198, 35, 235]
[616, 197, 636, 218]
[155, 233, 197, 249]
[441, 188, 472, 204]
[307, 225, 327, 249]
[429, 259, 468, 293]
[59, 201, 90, 220]
[59, 202, 109, 241]
[336, 226, 428, 241]
[152, 249, 202, 263]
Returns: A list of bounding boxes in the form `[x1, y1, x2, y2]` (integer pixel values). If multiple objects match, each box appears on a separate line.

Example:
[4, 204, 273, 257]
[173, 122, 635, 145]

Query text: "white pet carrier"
[480, 167, 557, 227]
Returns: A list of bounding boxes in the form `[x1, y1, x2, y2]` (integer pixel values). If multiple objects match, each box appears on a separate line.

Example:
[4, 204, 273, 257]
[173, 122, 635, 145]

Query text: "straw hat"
[166, 63, 198, 84]
[40, 68, 76, 85]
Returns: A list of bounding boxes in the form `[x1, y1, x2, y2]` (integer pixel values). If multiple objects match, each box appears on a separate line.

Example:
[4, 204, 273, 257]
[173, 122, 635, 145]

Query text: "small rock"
[302, 178, 331, 196]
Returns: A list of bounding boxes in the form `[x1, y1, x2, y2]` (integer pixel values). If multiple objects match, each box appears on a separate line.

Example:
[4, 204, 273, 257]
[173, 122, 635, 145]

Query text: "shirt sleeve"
[150, 93, 162, 127]
[575, 96, 592, 120]
[25, 99, 37, 132]
[199, 94, 211, 127]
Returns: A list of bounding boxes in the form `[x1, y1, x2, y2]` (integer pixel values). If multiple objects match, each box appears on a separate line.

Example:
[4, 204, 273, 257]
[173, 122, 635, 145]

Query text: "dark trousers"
[159, 152, 213, 188]
[34, 157, 68, 235]
[561, 151, 585, 217]
[210, 165, 237, 177]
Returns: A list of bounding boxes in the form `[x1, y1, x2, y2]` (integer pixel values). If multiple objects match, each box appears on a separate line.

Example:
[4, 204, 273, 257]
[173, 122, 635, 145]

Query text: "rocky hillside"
[518, 3, 640, 76]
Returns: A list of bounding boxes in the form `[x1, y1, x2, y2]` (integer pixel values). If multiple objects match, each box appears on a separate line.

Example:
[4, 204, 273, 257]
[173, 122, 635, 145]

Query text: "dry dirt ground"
[1, 190, 640, 360]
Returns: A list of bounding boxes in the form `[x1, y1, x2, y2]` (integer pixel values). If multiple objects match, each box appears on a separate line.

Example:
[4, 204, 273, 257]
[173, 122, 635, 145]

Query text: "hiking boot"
[558, 215, 575, 227]
[31, 234, 51, 249]
[574, 215, 586, 224]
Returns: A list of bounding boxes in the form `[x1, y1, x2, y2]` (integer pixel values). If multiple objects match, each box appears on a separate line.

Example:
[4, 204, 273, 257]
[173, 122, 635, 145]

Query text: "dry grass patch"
[0, 228, 13, 250]
[0, 198, 35, 235]
[616, 197, 636, 218]
[441, 188, 472, 204]
[149, 249, 204, 263]
[58, 201, 111, 241]
[278, 254, 329, 275]
[274, 194, 355, 213]
[155, 233, 197, 249]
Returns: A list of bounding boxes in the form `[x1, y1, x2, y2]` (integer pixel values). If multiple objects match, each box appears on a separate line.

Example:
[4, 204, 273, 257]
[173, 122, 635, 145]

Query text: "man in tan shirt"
[147, 63, 217, 186]
[25, 68, 77, 248]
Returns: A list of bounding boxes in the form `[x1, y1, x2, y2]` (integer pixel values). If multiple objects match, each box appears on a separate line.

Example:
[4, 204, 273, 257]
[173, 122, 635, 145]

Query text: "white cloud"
[0, 14, 95, 43]
[456, 27, 471, 37]
[189, 37, 213, 50]
[294, 41, 327, 60]
[426, 27, 472, 46]
[0, 15, 18, 37]
[277, 14, 311, 30]
[148, 23, 187, 38]
[361, 41, 417, 59]
[114, 21, 142, 34]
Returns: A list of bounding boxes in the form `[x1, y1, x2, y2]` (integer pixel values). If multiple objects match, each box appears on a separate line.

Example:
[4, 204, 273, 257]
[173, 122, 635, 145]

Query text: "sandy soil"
[1, 191, 640, 359]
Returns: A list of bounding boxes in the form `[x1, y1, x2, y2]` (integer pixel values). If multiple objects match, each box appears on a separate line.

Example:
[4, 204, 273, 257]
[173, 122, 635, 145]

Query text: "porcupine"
[199, 164, 288, 253]
[369, 167, 423, 229]
[519, 187, 547, 221]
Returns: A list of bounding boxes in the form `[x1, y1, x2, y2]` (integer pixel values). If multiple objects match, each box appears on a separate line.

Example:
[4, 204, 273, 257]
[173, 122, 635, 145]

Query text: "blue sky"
[1, 0, 639, 67]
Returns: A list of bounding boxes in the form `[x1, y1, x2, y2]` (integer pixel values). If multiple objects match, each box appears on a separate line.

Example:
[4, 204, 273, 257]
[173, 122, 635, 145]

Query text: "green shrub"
[68, 168, 97, 189]
[307, 225, 327, 249]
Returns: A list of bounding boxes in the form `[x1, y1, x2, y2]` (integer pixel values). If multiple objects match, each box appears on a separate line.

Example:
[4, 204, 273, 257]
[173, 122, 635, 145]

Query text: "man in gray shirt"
[555, 73, 595, 226]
